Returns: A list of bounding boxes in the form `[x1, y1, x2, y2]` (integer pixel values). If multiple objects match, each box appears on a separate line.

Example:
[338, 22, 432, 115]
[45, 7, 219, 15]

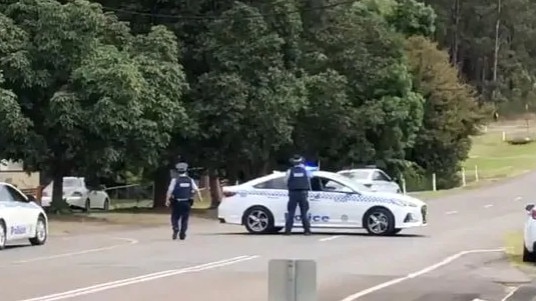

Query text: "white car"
[218, 170, 427, 235]
[523, 203, 536, 262]
[337, 168, 401, 193]
[0, 182, 48, 250]
[41, 177, 110, 211]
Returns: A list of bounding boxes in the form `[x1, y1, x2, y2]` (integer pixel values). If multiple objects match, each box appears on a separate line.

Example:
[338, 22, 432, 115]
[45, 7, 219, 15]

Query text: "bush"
[506, 136, 533, 145]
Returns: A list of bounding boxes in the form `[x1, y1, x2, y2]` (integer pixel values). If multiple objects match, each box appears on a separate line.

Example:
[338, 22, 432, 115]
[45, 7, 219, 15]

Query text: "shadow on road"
[202, 232, 427, 238]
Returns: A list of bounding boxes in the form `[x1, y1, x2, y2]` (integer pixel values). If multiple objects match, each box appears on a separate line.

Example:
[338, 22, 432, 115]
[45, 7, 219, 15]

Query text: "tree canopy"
[2, 0, 518, 207]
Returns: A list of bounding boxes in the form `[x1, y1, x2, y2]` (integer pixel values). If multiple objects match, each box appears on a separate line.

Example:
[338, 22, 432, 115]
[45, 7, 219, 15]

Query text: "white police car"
[218, 170, 427, 235]
[0, 182, 48, 250]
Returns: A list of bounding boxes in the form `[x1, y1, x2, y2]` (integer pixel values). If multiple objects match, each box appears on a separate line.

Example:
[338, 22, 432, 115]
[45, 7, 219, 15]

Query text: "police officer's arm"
[166, 178, 177, 201]
[190, 178, 202, 201]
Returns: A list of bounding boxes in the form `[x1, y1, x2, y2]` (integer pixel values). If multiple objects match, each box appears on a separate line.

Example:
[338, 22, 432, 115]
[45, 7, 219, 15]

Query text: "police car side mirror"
[25, 194, 37, 203]
[526, 203, 535, 211]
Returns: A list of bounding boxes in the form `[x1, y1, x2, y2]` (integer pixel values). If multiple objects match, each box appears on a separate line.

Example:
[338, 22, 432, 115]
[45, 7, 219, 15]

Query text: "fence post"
[432, 173, 437, 191]
[461, 167, 466, 187]
[474, 165, 479, 182]
[502, 131, 506, 141]
[401, 176, 407, 195]
[268, 259, 317, 301]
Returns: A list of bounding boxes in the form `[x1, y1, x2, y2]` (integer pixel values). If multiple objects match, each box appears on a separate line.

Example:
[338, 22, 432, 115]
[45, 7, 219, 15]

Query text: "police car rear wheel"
[29, 216, 47, 246]
[0, 221, 6, 250]
[243, 206, 275, 234]
[364, 208, 395, 236]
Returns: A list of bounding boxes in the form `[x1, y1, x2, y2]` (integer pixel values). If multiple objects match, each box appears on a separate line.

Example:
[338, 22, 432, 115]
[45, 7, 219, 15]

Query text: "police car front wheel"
[363, 207, 396, 236]
[0, 220, 6, 250]
[243, 206, 275, 234]
[29, 215, 47, 246]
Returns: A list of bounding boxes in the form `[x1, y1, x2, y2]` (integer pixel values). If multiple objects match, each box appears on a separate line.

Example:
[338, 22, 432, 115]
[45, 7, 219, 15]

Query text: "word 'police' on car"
[218, 170, 427, 235]
[0, 182, 48, 250]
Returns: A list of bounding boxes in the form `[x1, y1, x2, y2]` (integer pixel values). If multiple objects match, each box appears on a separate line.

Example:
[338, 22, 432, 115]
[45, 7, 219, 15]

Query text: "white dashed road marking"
[484, 204, 493, 208]
[339, 248, 505, 300]
[319, 235, 341, 242]
[11, 237, 138, 264]
[500, 286, 520, 301]
[17, 255, 259, 301]
[445, 211, 458, 215]
[515, 197, 523, 201]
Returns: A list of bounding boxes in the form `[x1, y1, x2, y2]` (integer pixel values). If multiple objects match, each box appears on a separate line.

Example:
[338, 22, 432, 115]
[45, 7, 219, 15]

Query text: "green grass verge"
[505, 231, 525, 266]
[411, 123, 536, 200]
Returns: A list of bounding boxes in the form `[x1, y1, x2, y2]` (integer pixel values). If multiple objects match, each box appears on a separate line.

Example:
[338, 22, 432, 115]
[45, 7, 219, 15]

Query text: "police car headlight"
[392, 199, 418, 207]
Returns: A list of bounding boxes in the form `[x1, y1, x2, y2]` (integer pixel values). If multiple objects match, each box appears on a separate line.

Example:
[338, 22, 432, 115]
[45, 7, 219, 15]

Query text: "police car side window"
[372, 171, 388, 181]
[253, 177, 286, 190]
[0, 185, 16, 202]
[6, 186, 27, 203]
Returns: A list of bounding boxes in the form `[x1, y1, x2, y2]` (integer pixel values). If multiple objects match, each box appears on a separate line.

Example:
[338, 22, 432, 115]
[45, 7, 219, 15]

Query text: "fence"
[105, 181, 214, 209]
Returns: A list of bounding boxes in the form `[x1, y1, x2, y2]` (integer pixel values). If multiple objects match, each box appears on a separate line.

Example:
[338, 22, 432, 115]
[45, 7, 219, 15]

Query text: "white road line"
[319, 235, 341, 242]
[500, 286, 520, 301]
[339, 248, 504, 301]
[515, 197, 523, 201]
[12, 237, 138, 264]
[484, 204, 493, 208]
[17, 255, 259, 301]
[445, 211, 458, 215]
[472, 299, 488, 301]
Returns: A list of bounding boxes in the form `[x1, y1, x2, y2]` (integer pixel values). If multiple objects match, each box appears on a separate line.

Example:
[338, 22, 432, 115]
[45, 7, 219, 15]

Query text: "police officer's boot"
[172, 228, 178, 240]
[179, 233, 186, 240]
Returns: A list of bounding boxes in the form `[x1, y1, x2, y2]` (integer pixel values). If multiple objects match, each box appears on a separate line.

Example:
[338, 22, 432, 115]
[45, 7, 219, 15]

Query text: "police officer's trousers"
[284, 190, 311, 234]
[171, 200, 192, 239]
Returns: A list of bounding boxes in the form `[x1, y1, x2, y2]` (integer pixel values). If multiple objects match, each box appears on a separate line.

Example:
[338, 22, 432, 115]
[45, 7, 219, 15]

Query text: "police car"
[218, 170, 427, 235]
[0, 183, 48, 250]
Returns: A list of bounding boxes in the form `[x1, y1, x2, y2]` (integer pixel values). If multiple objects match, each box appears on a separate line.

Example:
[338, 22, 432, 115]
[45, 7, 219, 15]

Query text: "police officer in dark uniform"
[284, 154, 312, 235]
[165, 162, 201, 240]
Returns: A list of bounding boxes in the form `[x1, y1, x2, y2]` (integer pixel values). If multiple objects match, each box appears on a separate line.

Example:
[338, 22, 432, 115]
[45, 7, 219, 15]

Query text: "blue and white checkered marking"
[236, 189, 399, 205]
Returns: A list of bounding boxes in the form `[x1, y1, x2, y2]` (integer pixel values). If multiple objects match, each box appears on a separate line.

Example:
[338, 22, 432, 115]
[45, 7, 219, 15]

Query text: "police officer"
[165, 162, 202, 240]
[284, 154, 312, 235]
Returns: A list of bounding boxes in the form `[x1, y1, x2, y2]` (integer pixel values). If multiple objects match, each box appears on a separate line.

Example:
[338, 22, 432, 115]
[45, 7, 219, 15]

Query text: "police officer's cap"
[289, 154, 304, 165]
[175, 162, 188, 172]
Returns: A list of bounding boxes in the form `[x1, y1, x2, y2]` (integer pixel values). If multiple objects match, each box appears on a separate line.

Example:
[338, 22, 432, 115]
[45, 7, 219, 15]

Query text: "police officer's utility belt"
[174, 198, 190, 202]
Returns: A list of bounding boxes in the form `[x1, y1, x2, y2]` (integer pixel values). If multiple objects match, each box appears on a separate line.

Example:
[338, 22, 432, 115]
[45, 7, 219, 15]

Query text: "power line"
[100, 0, 357, 21]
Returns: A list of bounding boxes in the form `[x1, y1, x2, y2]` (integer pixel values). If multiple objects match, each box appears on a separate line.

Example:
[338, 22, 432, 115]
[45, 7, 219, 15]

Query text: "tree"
[0, 0, 188, 210]
[296, 2, 424, 173]
[404, 36, 487, 189]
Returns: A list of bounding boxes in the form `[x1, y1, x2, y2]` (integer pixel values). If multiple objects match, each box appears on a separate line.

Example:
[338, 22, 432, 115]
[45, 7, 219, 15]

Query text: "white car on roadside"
[41, 177, 110, 211]
[218, 170, 427, 235]
[523, 203, 536, 262]
[0, 182, 48, 250]
[337, 168, 402, 194]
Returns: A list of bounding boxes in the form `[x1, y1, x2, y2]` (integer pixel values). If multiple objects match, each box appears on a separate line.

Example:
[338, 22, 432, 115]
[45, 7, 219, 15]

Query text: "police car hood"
[362, 190, 425, 207]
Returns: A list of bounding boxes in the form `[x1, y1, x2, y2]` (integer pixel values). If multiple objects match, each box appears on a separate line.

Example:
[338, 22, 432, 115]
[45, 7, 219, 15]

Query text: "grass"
[505, 231, 525, 266]
[410, 121, 536, 200]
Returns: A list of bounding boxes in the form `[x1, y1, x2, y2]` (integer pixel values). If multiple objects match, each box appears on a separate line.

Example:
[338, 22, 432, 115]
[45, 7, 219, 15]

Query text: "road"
[1, 172, 536, 301]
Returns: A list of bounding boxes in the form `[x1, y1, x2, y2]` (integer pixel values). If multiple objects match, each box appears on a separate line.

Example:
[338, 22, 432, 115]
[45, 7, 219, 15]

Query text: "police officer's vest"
[287, 166, 310, 191]
[172, 176, 194, 201]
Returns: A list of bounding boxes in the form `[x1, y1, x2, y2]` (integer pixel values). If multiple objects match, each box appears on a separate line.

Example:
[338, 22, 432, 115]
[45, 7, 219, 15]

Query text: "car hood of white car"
[363, 190, 426, 206]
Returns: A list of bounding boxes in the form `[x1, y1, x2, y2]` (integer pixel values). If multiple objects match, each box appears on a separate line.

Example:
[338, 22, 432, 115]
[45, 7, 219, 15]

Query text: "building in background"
[0, 159, 40, 189]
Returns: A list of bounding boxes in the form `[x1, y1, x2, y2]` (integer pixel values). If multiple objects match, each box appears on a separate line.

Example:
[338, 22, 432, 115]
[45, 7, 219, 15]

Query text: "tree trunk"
[208, 168, 222, 209]
[50, 172, 69, 213]
[153, 165, 170, 208]
[450, 0, 460, 66]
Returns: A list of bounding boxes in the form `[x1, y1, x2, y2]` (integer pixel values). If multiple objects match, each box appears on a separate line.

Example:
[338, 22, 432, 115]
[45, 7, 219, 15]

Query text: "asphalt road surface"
[2, 172, 536, 301]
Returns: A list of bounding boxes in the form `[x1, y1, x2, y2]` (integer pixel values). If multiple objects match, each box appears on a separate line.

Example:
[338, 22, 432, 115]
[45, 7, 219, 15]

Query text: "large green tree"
[0, 0, 188, 209]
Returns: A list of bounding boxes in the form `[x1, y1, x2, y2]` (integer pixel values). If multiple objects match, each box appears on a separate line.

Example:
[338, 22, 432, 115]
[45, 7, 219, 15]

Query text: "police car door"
[0, 185, 27, 240]
[309, 176, 347, 226]
[321, 177, 364, 226]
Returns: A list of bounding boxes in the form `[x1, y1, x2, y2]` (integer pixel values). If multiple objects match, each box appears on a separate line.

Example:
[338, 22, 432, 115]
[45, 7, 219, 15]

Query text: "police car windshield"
[317, 172, 366, 193]
[339, 171, 370, 180]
